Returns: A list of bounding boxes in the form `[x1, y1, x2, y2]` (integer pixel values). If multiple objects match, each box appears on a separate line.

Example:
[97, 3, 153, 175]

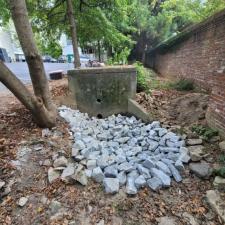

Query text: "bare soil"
[0, 77, 222, 225]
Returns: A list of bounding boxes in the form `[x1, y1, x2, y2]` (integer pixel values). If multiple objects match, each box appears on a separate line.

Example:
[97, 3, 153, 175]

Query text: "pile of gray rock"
[58, 106, 190, 194]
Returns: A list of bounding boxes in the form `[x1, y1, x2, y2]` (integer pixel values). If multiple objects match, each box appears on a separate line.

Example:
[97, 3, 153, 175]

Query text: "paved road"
[0, 62, 74, 92]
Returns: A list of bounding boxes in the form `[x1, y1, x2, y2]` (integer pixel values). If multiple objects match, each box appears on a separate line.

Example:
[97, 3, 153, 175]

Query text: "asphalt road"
[0, 62, 74, 92]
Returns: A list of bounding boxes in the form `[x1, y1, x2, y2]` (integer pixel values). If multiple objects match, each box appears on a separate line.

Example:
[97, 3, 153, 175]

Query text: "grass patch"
[148, 78, 173, 90]
[170, 79, 195, 91]
[191, 125, 218, 141]
[213, 167, 225, 178]
[133, 63, 196, 93]
[213, 154, 225, 179]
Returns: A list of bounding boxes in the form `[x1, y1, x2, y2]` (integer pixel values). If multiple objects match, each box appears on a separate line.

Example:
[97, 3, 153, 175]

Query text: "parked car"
[42, 55, 57, 63]
[58, 55, 67, 63]
[73, 55, 90, 67]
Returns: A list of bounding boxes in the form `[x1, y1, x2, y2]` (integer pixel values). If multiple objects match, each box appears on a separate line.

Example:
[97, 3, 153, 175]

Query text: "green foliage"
[213, 167, 225, 178]
[39, 40, 62, 58]
[213, 154, 225, 179]
[170, 79, 194, 91]
[192, 125, 219, 141]
[219, 155, 225, 164]
[26, 0, 134, 56]
[0, 0, 10, 25]
[1, 0, 225, 60]
[134, 62, 149, 92]
[107, 47, 131, 65]
[148, 78, 173, 91]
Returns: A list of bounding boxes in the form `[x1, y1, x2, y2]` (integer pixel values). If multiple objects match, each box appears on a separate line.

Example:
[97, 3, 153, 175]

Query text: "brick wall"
[145, 9, 225, 136]
[206, 73, 225, 137]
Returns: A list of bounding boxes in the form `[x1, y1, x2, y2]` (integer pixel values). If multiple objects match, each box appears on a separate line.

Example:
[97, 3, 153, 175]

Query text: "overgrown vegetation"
[107, 47, 131, 65]
[213, 155, 225, 178]
[134, 62, 149, 92]
[213, 167, 225, 178]
[191, 125, 219, 141]
[170, 79, 195, 91]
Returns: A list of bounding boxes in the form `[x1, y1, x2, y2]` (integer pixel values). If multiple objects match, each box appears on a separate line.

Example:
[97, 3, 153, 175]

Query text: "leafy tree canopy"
[1, 0, 225, 56]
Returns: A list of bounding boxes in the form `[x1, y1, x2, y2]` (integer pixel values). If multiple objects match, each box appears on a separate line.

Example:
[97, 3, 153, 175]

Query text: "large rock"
[189, 162, 212, 179]
[134, 175, 146, 189]
[117, 171, 126, 186]
[179, 147, 191, 163]
[182, 212, 199, 225]
[104, 165, 118, 178]
[73, 170, 88, 186]
[87, 160, 97, 169]
[156, 161, 171, 176]
[73, 140, 86, 150]
[0, 180, 5, 189]
[103, 178, 119, 194]
[137, 164, 151, 178]
[118, 162, 133, 172]
[49, 200, 62, 215]
[206, 190, 225, 223]
[188, 145, 204, 162]
[126, 177, 137, 195]
[150, 168, 171, 187]
[147, 177, 162, 191]
[142, 159, 155, 169]
[162, 160, 182, 182]
[219, 141, 225, 151]
[53, 156, 68, 168]
[186, 139, 203, 146]
[157, 216, 178, 225]
[213, 176, 225, 190]
[48, 167, 61, 183]
[61, 164, 75, 179]
[92, 167, 104, 183]
[18, 197, 28, 207]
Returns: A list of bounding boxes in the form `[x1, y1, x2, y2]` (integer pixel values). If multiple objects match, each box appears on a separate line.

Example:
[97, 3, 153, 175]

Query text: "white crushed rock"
[55, 106, 191, 194]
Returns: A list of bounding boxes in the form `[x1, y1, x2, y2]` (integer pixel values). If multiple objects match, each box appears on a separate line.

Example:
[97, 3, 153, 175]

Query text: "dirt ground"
[0, 77, 223, 225]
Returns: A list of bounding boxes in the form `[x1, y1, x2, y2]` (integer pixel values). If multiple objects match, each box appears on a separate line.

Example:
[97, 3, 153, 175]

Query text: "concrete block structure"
[68, 66, 150, 121]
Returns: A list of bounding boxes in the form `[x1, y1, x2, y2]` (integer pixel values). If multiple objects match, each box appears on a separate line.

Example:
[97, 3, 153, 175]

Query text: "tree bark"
[0, 61, 56, 127]
[1, 0, 57, 127]
[66, 0, 81, 68]
[98, 40, 101, 62]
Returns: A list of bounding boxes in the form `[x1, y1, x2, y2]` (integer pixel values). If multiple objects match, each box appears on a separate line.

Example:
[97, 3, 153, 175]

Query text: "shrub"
[191, 125, 218, 141]
[213, 155, 225, 179]
[213, 167, 225, 178]
[134, 62, 149, 92]
[107, 47, 131, 65]
[171, 79, 194, 91]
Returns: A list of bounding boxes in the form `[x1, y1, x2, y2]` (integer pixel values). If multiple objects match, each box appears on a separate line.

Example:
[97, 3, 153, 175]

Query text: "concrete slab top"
[68, 66, 136, 75]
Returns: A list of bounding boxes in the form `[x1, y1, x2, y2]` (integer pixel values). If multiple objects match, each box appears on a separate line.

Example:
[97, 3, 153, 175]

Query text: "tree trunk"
[66, 0, 81, 68]
[1, 0, 57, 127]
[98, 40, 101, 62]
[0, 62, 56, 127]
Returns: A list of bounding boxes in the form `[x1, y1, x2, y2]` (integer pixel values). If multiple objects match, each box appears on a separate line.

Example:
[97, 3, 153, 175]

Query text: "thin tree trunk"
[98, 40, 101, 62]
[66, 0, 81, 68]
[2, 0, 57, 127]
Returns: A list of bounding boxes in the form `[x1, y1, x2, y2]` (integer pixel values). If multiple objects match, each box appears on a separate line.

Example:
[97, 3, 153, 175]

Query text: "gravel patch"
[58, 106, 190, 194]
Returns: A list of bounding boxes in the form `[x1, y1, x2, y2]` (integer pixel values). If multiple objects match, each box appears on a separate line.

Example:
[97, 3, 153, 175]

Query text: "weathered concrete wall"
[145, 9, 225, 137]
[68, 66, 137, 118]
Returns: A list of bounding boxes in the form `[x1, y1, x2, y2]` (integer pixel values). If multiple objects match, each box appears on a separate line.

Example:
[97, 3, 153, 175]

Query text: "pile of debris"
[136, 91, 209, 126]
[47, 106, 191, 194]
